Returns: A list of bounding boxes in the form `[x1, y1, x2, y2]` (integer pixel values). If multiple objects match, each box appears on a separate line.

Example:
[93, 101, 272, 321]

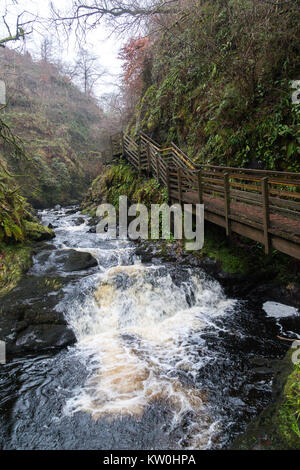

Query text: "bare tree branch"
[0, 11, 35, 47]
[50, 0, 180, 38]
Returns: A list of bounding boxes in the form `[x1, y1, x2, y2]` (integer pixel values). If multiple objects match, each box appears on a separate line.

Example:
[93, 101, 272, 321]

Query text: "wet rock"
[65, 207, 78, 215]
[12, 324, 75, 354]
[231, 350, 297, 450]
[196, 256, 220, 273]
[56, 249, 98, 271]
[0, 275, 76, 354]
[31, 249, 98, 273]
[88, 226, 96, 233]
[247, 283, 300, 310]
[24, 220, 55, 241]
[74, 217, 85, 226]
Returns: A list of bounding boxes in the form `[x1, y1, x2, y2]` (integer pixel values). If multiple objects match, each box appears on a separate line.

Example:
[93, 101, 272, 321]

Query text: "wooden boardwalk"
[109, 131, 300, 260]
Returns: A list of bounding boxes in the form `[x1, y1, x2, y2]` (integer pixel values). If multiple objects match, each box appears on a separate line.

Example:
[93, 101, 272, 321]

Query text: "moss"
[43, 278, 63, 291]
[276, 360, 300, 448]
[82, 161, 168, 216]
[24, 220, 55, 241]
[196, 228, 250, 274]
[189, 223, 300, 284]
[132, 1, 300, 172]
[81, 206, 97, 217]
[232, 349, 300, 450]
[0, 243, 33, 297]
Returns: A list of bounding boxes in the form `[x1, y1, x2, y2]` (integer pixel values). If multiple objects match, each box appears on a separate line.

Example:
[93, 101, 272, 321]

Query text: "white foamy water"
[263, 301, 299, 318]
[5, 206, 294, 450]
[64, 254, 235, 448]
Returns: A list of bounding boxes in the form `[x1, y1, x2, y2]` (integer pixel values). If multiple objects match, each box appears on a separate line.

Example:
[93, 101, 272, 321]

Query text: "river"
[0, 206, 297, 449]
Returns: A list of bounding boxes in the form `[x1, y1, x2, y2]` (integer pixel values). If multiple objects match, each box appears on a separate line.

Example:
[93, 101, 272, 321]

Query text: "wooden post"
[197, 168, 203, 204]
[121, 132, 125, 158]
[165, 165, 170, 202]
[177, 167, 182, 205]
[147, 143, 151, 174]
[262, 177, 271, 255]
[156, 152, 160, 182]
[224, 172, 231, 237]
[138, 139, 141, 177]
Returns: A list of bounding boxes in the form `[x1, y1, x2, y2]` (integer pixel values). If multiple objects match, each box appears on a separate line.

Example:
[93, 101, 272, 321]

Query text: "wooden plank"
[272, 236, 300, 260]
[262, 177, 271, 255]
[224, 173, 231, 237]
[156, 153, 160, 182]
[165, 165, 170, 201]
[121, 132, 125, 157]
[202, 164, 300, 178]
[138, 140, 141, 176]
[177, 168, 182, 205]
[228, 174, 300, 186]
[139, 131, 161, 149]
[146, 142, 151, 173]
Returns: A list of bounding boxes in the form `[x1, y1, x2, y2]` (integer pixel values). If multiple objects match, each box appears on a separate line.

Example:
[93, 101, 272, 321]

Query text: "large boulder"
[31, 249, 98, 274]
[13, 324, 75, 353]
[24, 220, 55, 241]
[55, 249, 98, 271]
[0, 275, 76, 355]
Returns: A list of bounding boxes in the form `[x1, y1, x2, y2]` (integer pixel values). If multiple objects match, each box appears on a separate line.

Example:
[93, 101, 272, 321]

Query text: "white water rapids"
[1, 206, 296, 450]
[59, 228, 235, 448]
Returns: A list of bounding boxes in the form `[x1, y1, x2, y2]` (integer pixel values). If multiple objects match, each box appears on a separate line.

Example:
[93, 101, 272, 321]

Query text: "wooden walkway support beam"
[261, 177, 271, 255]
[224, 172, 231, 237]
[177, 168, 182, 205]
[156, 152, 160, 183]
[197, 169, 203, 205]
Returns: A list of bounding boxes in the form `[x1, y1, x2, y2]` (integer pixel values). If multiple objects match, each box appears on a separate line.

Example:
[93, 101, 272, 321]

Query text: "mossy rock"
[0, 243, 33, 297]
[232, 349, 300, 450]
[24, 220, 55, 241]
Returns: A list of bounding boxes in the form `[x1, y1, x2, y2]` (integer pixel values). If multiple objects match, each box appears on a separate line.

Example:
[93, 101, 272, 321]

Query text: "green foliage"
[188, 222, 300, 285]
[0, 153, 54, 247]
[232, 348, 300, 450]
[0, 243, 32, 297]
[277, 362, 300, 447]
[133, 0, 300, 171]
[0, 163, 27, 243]
[23, 220, 54, 241]
[82, 161, 168, 215]
[0, 48, 105, 208]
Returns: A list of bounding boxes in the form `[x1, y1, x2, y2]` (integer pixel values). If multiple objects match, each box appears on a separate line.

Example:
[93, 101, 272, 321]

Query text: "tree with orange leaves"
[119, 37, 151, 101]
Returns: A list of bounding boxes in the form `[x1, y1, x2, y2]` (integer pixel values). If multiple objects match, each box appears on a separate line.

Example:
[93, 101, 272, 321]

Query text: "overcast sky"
[0, 0, 124, 97]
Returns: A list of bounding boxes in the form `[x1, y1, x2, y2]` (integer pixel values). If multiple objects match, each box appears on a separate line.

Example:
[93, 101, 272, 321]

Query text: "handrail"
[171, 141, 197, 170]
[109, 130, 300, 260]
[139, 131, 161, 149]
[201, 163, 300, 178]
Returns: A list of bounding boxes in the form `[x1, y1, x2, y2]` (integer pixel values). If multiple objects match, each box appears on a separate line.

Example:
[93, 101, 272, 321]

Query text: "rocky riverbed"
[0, 206, 299, 450]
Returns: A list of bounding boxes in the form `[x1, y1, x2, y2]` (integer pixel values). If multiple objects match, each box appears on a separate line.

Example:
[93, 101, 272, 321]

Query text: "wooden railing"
[110, 131, 300, 260]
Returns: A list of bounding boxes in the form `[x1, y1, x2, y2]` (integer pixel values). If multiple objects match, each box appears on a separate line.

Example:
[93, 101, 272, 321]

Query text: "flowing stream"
[0, 206, 298, 450]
